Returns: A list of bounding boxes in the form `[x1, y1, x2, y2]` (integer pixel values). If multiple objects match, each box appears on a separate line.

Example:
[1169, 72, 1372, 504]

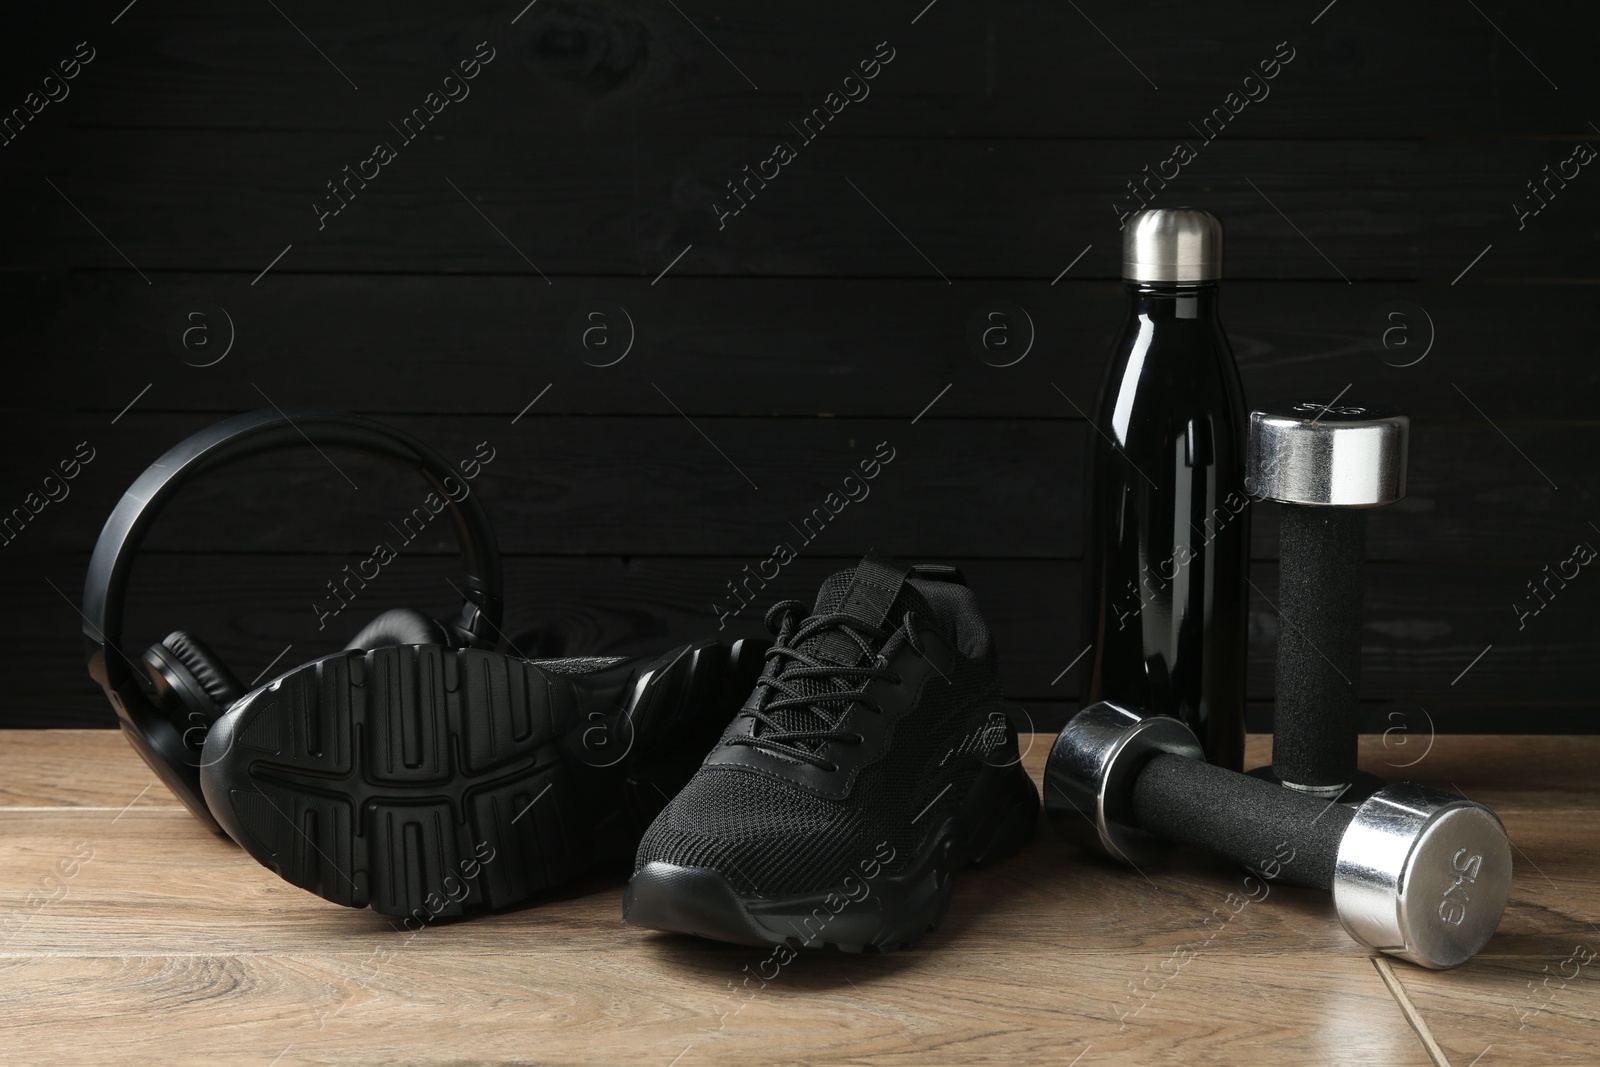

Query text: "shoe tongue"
[804, 553, 925, 665]
[755, 554, 933, 753]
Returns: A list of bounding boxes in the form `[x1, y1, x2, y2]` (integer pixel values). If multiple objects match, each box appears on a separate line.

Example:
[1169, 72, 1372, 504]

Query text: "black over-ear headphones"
[82, 409, 504, 834]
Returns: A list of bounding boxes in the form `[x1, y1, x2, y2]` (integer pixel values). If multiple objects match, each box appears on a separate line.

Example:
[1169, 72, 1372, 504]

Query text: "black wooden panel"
[4, 132, 1590, 279]
[0, 413, 1590, 561]
[5, 1, 1592, 138]
[11, 553, 1595, 728]
[6, 273, 1596, 420]
[3, 0, 1594, 742]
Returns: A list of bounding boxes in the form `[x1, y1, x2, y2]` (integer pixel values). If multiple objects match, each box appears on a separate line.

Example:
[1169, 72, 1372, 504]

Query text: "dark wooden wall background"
[2, 1, 1596, 735]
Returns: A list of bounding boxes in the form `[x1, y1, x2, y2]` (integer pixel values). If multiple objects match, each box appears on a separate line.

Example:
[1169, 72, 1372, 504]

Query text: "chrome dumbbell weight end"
[1244, 401, 1410, 509]
[1045, 702, 1513, 969]
[1333, 783, 1512, 970]
[1043, 700, 1202, 866]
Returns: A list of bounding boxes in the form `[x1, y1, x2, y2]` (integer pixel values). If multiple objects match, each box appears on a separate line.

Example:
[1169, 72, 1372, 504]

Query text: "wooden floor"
[0, 732, 1593, 1066]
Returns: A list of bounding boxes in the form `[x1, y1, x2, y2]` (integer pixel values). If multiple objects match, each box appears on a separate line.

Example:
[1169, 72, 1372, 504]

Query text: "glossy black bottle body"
[1080, 282, 1249, 769]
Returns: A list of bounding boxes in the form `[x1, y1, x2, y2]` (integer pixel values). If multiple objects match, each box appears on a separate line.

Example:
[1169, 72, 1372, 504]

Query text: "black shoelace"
[725, 598, 928, 771]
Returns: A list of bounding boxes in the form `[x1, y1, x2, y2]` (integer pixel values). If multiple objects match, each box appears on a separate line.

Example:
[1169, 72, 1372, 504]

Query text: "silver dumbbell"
[1246, 400, 1410, 799]
[1045, 701, 1512, 969]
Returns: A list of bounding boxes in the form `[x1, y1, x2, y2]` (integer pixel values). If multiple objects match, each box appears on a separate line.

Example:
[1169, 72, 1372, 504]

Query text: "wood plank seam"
[1375, 956, 1453, 1067]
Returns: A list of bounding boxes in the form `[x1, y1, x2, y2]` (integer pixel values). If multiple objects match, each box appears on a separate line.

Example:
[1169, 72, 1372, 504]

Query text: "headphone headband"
[83, 409, 504, 699]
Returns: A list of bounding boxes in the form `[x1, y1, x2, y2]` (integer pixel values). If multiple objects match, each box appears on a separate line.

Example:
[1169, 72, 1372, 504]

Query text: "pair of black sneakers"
[200, 553, 1040, 951]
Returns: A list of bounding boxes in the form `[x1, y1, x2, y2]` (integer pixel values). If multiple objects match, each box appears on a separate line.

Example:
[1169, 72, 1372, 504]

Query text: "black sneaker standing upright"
[625, 553, 1039, 952]
[200, 638, 767, 920]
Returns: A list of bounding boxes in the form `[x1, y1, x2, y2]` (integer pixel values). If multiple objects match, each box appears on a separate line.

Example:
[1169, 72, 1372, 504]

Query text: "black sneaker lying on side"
[200, 639, 766, 919]
[624, 552, 1040, 952]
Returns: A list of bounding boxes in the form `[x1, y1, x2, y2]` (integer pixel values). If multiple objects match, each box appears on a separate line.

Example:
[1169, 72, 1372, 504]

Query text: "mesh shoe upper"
[635, 553, 1011, 895]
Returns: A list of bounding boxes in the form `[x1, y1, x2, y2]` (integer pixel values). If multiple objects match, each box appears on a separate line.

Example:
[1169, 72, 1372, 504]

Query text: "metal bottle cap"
[1333, 783, 1512, 970]
[1122, 207, 1224, 283]
[1246, 401, 1410, 507]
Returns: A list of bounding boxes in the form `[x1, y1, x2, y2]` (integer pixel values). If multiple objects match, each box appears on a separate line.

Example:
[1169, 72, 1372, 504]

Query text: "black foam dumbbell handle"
[1273, 505, 1367, 789]
[1131, 752, 1356, 890]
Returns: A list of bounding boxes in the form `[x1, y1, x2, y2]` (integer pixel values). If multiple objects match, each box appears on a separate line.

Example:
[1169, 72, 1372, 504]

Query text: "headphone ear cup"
[141, 630, 245, 741]
[133, 630, 245, 836]
[343, 607, 454, 651]
[159, 630, 246, 706]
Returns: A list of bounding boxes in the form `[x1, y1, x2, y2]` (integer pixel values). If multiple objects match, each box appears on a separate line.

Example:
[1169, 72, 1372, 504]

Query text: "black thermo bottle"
[1079, 207, 1250, 770]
